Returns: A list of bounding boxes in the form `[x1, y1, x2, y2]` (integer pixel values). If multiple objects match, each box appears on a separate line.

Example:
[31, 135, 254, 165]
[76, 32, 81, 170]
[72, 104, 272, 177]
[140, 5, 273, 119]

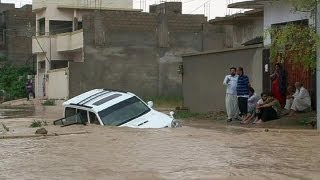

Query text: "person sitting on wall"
[286, 82, 311, 116]
[254, 92, 281, 124]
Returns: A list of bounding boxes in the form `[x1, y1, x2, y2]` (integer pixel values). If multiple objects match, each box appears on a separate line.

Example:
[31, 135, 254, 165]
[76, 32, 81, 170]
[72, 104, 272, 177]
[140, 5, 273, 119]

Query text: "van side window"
[89, 112, 100, 125]
[65, 107, 76, 117]
[77, 109, 88, 123]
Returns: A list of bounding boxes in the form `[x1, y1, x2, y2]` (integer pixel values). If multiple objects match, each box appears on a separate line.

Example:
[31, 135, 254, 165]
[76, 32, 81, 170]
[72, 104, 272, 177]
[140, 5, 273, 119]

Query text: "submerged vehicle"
[54, 89, 180, 128]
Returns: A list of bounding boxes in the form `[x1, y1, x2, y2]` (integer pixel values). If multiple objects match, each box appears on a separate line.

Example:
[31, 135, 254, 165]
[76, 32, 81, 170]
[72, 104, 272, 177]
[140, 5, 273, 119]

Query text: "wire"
[187, 0, 209, 14]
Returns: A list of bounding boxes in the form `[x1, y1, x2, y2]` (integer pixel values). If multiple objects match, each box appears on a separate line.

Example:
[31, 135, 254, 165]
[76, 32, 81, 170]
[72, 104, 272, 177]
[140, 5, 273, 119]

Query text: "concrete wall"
[56, 30, 83, 52]
[68, 9, 213, 98]
[5, 5, 36, 66]
[47, 68, 69, 99]
[33, 0, 133, 11]
[264, 1, 312, 46]
[232, 18, 263, 47]
[182, 45, 264, 113]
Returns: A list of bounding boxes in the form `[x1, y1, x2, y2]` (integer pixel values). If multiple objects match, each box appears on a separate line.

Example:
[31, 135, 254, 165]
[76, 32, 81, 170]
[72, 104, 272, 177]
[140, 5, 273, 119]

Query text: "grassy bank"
[145, 96, 183, 108]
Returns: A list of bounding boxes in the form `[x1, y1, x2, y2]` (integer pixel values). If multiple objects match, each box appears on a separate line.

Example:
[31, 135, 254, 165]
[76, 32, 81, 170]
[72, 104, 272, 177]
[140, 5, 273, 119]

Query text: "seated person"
[284, 85, 296, 110]
[286, 82, 311, 116]
[255, 92, 281, 124]
[241, 92, 265, 124]
[248, 87, 260, 113]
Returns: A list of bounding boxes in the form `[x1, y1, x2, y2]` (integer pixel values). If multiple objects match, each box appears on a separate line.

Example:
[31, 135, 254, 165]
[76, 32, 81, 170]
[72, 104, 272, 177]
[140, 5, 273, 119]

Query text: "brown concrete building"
[0, 3, 35, 67]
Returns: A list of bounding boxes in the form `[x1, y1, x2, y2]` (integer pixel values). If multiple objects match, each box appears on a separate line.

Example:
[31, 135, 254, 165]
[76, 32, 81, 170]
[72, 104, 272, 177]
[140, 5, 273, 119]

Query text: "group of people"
[223, 64, 312, 124]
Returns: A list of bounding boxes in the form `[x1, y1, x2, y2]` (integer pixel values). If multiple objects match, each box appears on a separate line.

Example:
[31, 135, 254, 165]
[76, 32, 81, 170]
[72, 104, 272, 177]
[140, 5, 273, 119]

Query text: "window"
[50, 60, 68, 70]
[77, 109, 88, 123]
[65, 107, 76, 117]
[38, 18, 45, 35]
[49, 20, 73, 35]
[89, 112, 100, 125]
[98, 97, 150, 126]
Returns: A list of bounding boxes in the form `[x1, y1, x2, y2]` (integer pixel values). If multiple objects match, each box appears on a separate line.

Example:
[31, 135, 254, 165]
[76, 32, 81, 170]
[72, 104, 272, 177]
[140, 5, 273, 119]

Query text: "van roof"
[63, 89, 135, 112]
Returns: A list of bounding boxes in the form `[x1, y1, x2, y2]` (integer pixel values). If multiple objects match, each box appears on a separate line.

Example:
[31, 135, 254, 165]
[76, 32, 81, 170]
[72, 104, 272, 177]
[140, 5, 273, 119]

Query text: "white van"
[55, 89, 180, 128]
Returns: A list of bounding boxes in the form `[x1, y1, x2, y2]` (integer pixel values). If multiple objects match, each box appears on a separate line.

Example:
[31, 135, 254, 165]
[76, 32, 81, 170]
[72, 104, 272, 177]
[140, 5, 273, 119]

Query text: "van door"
[77, 109, 89, 124]
[89, 112, 101, 125]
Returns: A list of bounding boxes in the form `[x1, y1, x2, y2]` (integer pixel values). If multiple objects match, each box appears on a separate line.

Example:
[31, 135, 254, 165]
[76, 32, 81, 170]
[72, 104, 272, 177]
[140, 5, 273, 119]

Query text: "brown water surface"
[0, 106, 319, 179]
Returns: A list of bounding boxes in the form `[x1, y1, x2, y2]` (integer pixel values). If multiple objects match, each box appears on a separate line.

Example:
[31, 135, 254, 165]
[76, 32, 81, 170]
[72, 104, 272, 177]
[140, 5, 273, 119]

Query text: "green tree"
[267, 0, 320, 70]
[0, 65, 32, 100]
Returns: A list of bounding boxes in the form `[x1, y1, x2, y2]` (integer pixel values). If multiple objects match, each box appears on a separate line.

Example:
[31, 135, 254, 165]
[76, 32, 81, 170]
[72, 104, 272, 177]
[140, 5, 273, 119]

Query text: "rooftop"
[209, 9, 263, 25]
[182, 44, 263, 57]
[57, 5, 141, 12]
[228, 0, 272, 9]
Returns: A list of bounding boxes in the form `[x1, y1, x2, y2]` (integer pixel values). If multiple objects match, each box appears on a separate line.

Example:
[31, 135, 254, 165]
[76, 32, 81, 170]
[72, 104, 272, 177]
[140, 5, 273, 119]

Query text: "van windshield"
[98, 97, 150, 126]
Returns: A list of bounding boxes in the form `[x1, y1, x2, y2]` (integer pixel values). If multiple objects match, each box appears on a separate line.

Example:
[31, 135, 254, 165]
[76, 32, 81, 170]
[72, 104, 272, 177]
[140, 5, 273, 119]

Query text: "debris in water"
[265, 129, 269, 132]
[1, 123, 9, 132]
[35, 128, 48, 135]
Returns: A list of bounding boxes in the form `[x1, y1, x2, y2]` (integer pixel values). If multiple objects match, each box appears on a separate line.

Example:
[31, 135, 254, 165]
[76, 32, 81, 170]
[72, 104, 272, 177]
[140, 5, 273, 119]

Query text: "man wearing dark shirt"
[236, 67, 250, 118]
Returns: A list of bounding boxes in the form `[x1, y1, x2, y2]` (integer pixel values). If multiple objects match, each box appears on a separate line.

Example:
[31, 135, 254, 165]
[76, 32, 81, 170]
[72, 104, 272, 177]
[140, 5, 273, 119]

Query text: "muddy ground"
[0, 101, 319, 179]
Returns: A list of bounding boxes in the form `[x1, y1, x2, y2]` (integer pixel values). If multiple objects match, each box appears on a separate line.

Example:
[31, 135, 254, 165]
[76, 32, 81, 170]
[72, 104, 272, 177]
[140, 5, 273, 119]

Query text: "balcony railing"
[33, 29, 83, 54]
[56, 30, 83, 52]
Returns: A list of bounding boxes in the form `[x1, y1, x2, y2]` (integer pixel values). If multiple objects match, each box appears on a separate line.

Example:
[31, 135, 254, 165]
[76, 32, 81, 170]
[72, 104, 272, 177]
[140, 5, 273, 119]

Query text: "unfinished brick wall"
[0, 3, 15, 54]
[5, 5, 35, 66]
[69, 6, 224, 98]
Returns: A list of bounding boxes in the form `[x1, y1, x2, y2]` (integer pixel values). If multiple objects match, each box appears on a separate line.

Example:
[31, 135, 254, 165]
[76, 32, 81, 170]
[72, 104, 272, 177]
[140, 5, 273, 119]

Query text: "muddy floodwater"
[0, 105, 320, 179]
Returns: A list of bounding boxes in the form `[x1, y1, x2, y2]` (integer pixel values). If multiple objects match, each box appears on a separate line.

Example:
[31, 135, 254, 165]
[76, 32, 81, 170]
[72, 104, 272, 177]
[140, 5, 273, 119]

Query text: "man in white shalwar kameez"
[285, 82, 311, 116]
[223, 67, 239, 122]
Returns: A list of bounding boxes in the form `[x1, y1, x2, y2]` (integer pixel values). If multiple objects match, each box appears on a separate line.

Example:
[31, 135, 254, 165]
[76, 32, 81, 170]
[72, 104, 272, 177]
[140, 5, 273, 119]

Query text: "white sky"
[1, 0, 248, 19]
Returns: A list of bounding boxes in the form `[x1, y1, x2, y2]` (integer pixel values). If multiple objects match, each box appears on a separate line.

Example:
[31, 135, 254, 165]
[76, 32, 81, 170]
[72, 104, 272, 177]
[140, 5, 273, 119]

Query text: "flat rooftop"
[57, 5, 141, 12]
[209, 9, 263, 25]
[228, 0, 272, 9]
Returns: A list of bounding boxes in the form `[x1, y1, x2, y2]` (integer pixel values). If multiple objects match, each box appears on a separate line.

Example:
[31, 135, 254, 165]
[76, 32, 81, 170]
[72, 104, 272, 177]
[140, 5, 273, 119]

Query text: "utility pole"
[316, 2, 320, 130]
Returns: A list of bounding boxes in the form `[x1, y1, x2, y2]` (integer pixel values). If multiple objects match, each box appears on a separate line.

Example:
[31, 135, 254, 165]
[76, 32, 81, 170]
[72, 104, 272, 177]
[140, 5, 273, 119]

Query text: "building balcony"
[33, 30, 84, 63]
[32, 35, 50, 54]
[56, 30, 83, 52]
[32, 29, 83, 54]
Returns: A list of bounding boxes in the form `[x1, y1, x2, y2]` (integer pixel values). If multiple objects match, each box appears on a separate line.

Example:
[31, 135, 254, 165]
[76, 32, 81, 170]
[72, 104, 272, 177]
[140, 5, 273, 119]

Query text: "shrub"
[0, 65, 33, 101]
[174, 110, 200, 119]
[30, 120, 43, 128]
[29, 120, 49, 128]
[42, 99, 56, 106]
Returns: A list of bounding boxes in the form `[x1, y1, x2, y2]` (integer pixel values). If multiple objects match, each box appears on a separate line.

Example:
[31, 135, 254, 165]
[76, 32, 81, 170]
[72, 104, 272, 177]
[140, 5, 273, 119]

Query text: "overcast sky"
[1, 0, 248, 19]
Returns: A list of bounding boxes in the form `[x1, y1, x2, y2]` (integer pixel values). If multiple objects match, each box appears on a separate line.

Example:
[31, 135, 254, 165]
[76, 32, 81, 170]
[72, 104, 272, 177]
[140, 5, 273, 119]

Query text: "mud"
[0, 105, 319, 179]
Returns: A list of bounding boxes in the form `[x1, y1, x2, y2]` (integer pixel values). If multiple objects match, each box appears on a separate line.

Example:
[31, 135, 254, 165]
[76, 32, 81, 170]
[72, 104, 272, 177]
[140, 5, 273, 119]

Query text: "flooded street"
[0, 104, 320, 179]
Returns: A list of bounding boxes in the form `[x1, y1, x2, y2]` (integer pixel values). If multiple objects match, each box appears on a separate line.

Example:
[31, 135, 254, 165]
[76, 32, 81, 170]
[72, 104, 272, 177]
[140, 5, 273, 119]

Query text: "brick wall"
[5, 6, 36, 67]
[69, 7, 225, 98]
[0, 3, 15, 54]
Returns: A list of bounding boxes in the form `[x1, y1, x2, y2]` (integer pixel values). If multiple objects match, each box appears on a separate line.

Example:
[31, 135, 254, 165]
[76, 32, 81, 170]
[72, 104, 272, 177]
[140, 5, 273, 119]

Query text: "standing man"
[26, 78, 35, 101]
[223, 67, 239, 122]
[236, 67, 250, 118]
